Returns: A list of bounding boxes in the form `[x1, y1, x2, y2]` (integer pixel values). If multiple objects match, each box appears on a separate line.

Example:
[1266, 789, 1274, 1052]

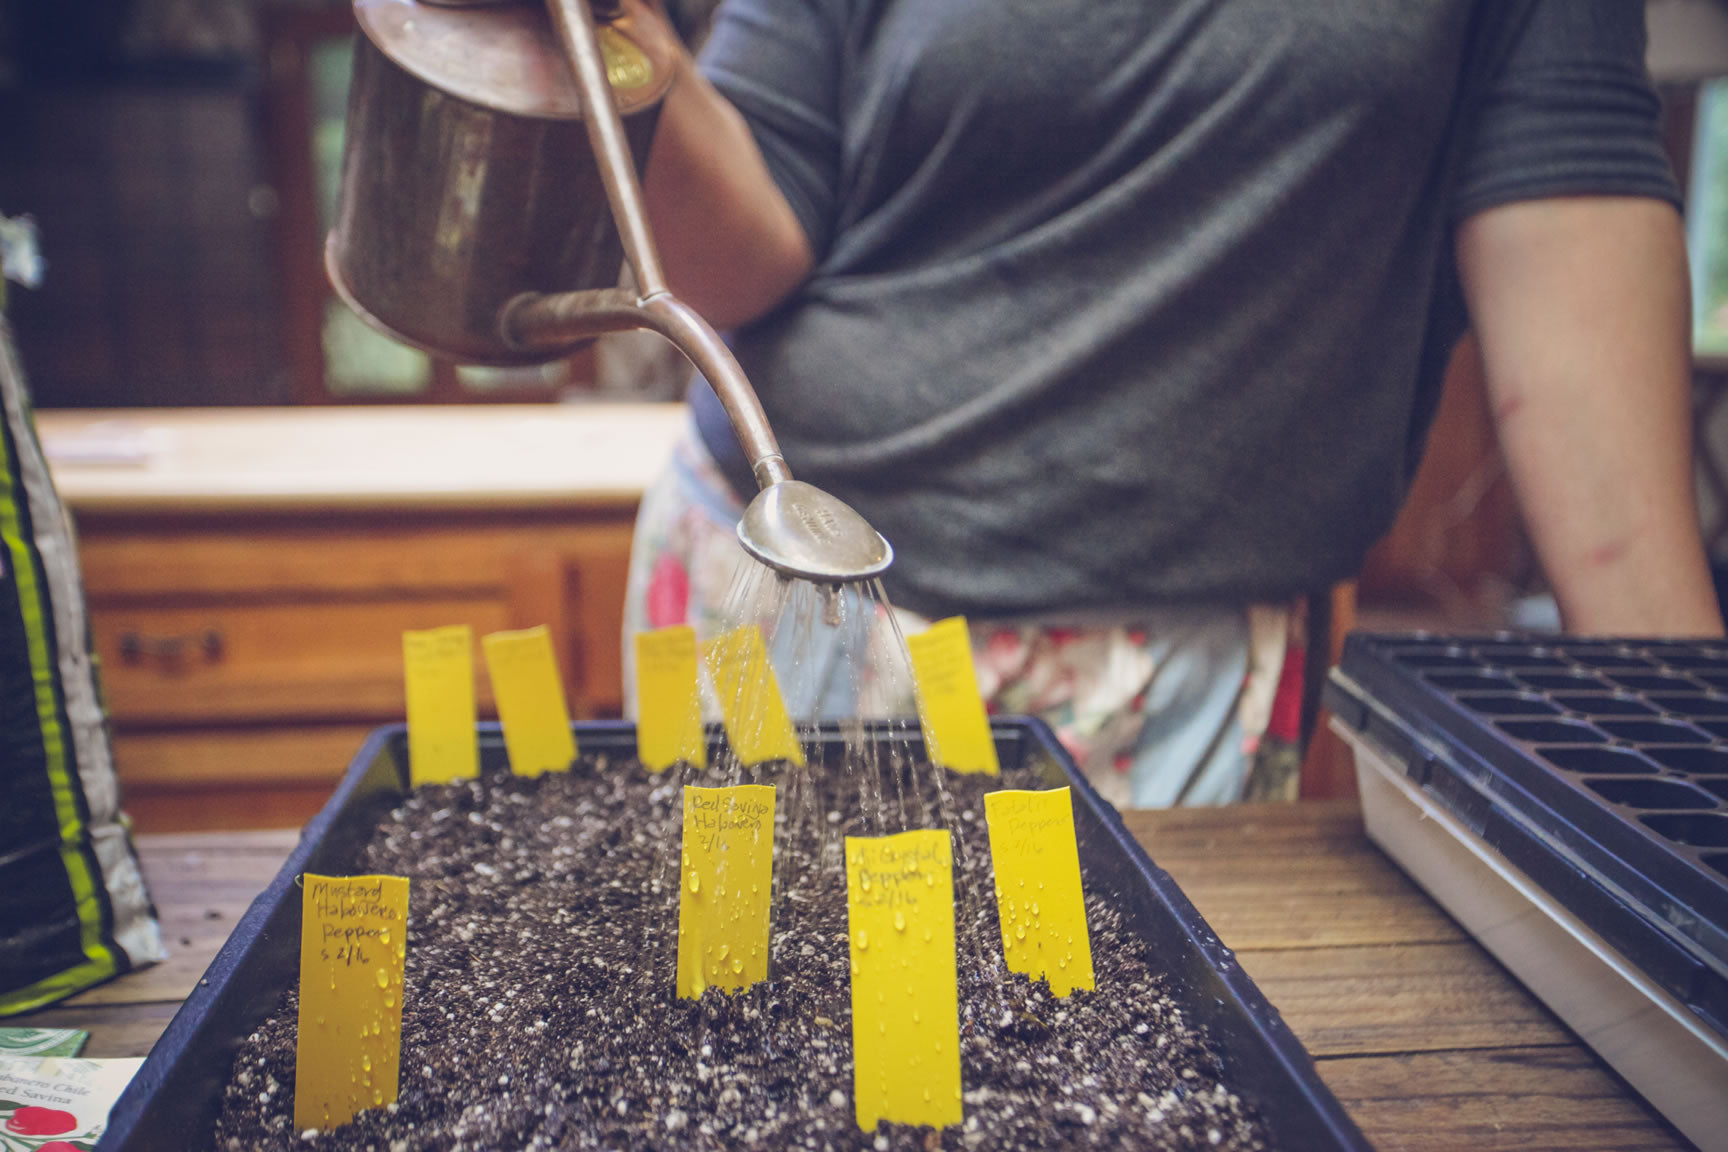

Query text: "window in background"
[1690, 78, 1728, 357]
[1684, 74, 1728, 567]
[307, 34, 431, 399]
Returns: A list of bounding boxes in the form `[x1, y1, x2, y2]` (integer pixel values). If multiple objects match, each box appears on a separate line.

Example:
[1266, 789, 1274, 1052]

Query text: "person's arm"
[1456, 194, 1723, 636]
[637, 13, 814, 329]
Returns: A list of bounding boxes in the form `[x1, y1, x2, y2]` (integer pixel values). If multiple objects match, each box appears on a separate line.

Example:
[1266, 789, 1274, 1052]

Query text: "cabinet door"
[92, 597, 511, 723]
[113, 725, 381, 832]
[75, 510, 638, 830]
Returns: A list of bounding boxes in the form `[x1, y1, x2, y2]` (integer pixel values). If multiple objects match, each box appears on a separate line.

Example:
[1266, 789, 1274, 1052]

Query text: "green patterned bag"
[0, 311, 163, 1014]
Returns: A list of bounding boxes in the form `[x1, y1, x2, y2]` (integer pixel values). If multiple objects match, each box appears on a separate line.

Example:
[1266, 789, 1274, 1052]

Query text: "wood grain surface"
[11, 807, 1697, 1150]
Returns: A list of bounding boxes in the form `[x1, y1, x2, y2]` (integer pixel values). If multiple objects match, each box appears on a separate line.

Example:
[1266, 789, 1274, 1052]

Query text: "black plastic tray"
[98, 719, 1369, 1151]
[1326, 633, 1728, 1041]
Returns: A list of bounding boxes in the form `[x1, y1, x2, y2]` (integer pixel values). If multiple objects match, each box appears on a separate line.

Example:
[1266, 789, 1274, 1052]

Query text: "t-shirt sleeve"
[699, 0, 848, 257]
[1451, 0, 1680, 221]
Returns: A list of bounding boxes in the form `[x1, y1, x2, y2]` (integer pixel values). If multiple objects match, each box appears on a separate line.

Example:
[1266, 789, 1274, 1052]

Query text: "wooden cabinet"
[1356, 335, 1532, 626]
[38, 404, 684, 832]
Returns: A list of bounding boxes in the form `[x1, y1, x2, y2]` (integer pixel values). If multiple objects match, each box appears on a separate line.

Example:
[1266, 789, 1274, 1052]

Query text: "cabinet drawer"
[112, 723, 380, 786]
[77, 516, 634, 719]
[94, 597, 508, 724]
[74, 518, 634, 600]
[113, 724, 383, 833]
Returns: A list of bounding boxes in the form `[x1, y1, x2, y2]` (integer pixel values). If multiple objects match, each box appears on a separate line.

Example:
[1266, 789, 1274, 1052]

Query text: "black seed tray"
[1325, 633, 1728, 1041]
[96, 719, 1369, 1152]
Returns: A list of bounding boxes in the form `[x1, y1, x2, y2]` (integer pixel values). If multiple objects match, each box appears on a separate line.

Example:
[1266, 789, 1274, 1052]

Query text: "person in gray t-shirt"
[620, 0, 1724, 805]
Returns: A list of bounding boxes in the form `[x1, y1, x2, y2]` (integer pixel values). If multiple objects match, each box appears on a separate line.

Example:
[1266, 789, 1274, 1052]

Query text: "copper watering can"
[329, 0, 891, 583]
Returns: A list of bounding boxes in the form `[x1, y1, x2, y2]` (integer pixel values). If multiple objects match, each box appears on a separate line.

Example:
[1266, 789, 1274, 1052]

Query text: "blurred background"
[0, 0, 724, 408]
[4, 1, 1728, 620]
[7, 0, 1728, 824]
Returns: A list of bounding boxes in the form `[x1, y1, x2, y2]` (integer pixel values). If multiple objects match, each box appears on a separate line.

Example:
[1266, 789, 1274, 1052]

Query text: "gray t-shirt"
[689, 0, 1678, 618]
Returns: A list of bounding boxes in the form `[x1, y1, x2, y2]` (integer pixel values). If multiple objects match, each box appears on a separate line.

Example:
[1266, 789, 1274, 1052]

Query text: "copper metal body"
[328, 0, 673, 364]
[329, 0, 892, 582]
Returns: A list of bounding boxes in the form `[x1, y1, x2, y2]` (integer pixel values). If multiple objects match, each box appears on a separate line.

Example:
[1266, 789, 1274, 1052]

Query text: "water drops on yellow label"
[482, 625, 576, 777]
[634, 625, 707, 772]
[706, 625, 805, 767]
[402, 625, 478, 784]
[844, 830, 962, 1132]
[983, 788, 1094, 996]
[677, 785, 776, 999]
[907, 616, 999, 775]
[294, 874, 410, 1132]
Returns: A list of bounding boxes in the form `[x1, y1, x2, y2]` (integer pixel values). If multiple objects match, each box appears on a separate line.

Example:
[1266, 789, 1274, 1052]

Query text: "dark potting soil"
[210, 752, 1273, 1151]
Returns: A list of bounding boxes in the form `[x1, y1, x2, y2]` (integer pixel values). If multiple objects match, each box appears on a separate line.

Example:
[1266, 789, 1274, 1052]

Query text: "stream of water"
[649, 553, 1009, 1017]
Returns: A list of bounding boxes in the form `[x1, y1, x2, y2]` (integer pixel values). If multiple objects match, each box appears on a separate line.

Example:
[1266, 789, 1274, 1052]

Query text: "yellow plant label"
[907, 616, 998, 775]
[677, 785, 776, 998]
[845, 830, 962, 1132]
[706, 626, 805, 766]
[294, 874, 410, 1132]
[635, 625, 707, 772]
[984, 788, 1094, 996]
[482, 626, 576, 777]
[403, 625, 478, 785]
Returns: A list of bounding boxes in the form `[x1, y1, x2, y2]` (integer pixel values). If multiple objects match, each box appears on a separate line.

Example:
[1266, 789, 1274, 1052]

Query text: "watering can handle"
[546, 0, 670, 299]
[505, 0, 792, 490]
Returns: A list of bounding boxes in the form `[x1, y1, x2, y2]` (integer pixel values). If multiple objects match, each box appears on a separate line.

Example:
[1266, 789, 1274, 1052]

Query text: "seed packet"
[0, 1055, 144, 1147]
[0, 1030, 87, 1059]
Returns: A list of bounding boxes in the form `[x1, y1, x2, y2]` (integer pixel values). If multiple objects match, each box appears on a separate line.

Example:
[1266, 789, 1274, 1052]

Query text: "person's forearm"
[639, 24, 813, 329]
[1457, 195, 1723, 637]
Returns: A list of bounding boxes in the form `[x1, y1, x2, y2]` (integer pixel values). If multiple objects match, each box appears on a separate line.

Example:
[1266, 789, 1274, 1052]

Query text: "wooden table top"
[14, 802, 1695, 1151]
[34, 404, 685, 514]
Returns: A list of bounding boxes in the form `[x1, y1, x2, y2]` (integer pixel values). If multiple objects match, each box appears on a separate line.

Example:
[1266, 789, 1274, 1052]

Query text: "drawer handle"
[119, 628, 225, 668]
